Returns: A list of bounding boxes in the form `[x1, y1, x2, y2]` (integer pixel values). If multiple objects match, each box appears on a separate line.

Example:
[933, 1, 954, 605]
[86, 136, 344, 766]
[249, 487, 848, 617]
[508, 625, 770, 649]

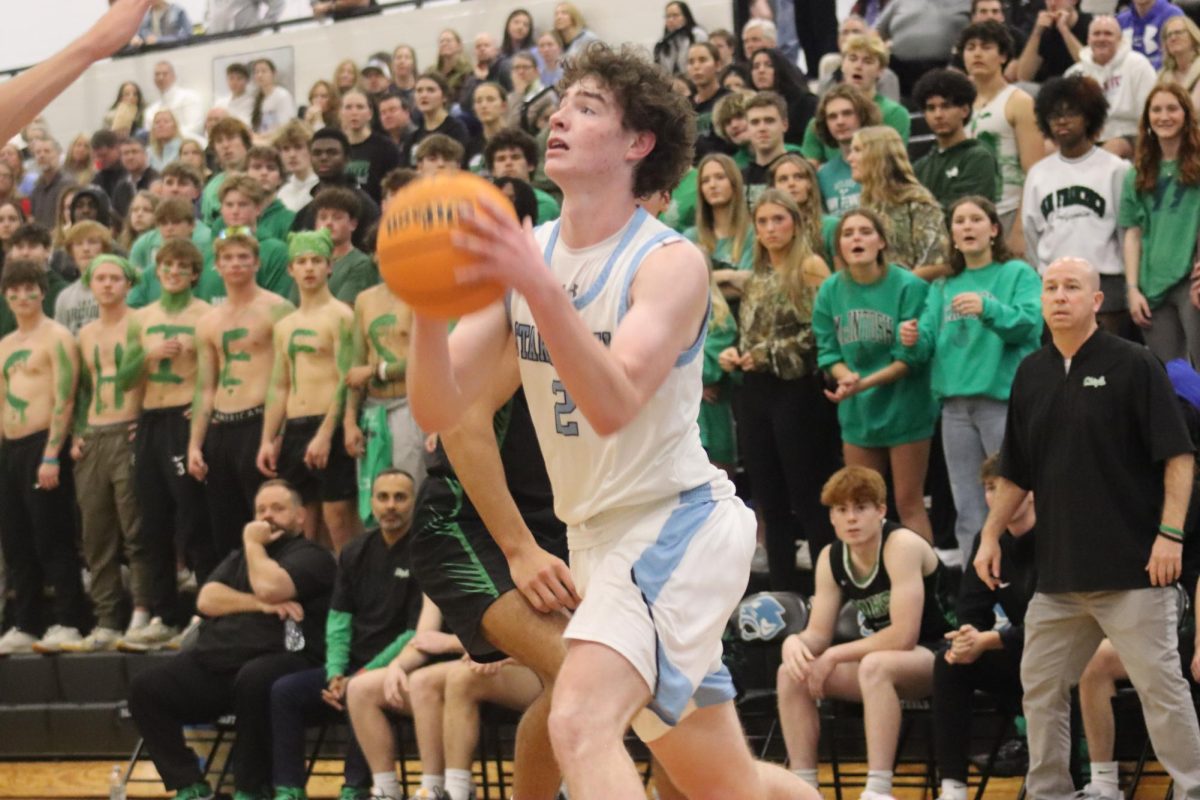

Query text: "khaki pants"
[1021, 589, 1200, 799]
[365, 395, 427, 490]
[74, 422, 148, 629]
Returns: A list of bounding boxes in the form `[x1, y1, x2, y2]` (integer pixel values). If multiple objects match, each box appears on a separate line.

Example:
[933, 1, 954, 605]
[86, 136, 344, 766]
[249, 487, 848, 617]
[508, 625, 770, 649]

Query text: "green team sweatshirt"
[1118, 161, 1200, 308]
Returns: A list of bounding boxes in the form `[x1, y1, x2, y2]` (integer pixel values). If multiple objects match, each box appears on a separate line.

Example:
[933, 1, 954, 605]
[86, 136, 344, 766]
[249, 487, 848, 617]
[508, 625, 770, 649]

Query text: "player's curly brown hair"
[560, 42, 696, 197]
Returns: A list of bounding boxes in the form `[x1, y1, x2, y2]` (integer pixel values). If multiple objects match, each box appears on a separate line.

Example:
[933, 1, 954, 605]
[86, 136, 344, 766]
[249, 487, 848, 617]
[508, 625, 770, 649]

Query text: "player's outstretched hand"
[973, 535, 1002, 590]
[451, 197, 545, 297]
[1146, 534, 1182, 587]
[510, 545, 581, 613]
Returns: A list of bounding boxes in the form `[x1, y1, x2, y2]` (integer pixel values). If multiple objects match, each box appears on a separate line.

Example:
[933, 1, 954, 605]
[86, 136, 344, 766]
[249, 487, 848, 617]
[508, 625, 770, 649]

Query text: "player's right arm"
[781, 546, 840, 681]
[408, 301, 514, 432]
[257, 321, 291, 477]
[439, 350, 579, 613]
[188, 315, 217, 480]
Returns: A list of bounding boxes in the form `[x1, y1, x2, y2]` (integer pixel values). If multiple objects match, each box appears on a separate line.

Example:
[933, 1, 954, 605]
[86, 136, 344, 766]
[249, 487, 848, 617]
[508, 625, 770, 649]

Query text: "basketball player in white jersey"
[408, 43, 816, 800]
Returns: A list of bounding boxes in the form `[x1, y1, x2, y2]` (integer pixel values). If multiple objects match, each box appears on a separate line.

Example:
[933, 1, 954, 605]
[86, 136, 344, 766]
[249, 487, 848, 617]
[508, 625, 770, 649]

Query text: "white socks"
[940, 778, 968, 800]
[1089, 761, 1121, 799]
[372, 771, 402, 800]
[865, 769, 894, 796]
[419, 774, 445, 793]
[445, 768, 473, 800]
[792, 767, 819, 789]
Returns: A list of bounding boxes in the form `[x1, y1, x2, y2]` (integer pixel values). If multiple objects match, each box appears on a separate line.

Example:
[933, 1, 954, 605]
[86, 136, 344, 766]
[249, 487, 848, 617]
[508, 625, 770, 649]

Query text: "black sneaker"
[970, 737, 1028, 777]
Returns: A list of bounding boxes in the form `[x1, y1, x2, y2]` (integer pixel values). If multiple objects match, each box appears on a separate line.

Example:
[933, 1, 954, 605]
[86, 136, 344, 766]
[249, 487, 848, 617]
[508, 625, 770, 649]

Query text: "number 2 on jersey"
[552, 379, 579, 436]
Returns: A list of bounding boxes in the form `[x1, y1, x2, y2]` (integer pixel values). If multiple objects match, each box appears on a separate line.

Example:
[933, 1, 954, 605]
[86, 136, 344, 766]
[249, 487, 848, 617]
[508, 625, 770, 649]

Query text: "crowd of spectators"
[4, 0, 1200, 798]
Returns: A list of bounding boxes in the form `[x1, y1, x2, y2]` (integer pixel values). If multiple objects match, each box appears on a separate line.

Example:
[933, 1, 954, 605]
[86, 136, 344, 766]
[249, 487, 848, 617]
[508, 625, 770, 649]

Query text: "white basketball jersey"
[509, 208, 730, 529]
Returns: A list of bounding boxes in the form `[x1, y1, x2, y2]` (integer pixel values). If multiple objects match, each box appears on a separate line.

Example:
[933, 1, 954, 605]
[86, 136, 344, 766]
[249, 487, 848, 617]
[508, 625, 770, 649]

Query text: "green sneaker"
[174, 783, 214, 800]
[233, 791, 272, 800]
[273, 788, 307, 800]
[338, 787, 369, 800]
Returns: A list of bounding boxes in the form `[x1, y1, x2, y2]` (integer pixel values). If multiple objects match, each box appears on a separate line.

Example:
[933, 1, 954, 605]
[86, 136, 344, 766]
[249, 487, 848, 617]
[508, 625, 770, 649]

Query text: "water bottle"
[284, 618, 305, 652]
[108, 765, 126, 800]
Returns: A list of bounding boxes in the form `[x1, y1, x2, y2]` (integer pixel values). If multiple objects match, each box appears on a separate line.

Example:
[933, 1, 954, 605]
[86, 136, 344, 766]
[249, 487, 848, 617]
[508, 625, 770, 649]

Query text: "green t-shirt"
[330, 248, 379, 306]
[821, 214, 839, 266]
[817, 154, 861, 216]
[127, 228, 216, 309]
[1117, 161, 1200, 307]
[912, 138, 999, 211]
[661, 167, 698, 233]
[534, 187, 561, 224]
[909, 259, 1043, 402]
[812, 264, 937, 448]
[801, 93, 911, 163]
[209, 198, 296, 244]
[200, 172, 229, 230]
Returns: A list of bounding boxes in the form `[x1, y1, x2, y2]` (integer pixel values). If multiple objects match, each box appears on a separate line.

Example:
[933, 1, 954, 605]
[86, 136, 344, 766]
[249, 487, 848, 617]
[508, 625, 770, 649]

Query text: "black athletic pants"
[270, 666, 370, 790]
[737, 371, 840, 592]
[0, 430, 88, 633]
[127, 650, 312, 793]
[202, 410, 266, 560]
[932, 644, 1024, 783]
[135, 406, 215, 625]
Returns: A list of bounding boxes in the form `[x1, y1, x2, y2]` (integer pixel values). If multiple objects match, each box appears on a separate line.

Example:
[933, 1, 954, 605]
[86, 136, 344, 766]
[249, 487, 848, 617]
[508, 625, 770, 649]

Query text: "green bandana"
[287, 229, 333, 262]
[82, 254, 140, 288]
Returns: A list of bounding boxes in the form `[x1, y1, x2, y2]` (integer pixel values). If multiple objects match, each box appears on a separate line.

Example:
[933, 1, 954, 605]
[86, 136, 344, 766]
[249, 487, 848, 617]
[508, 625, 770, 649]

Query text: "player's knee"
[406, 667, 440, 704]
[776, 663, 807, 696]
[345, 673, 378, 711]
[857, 651, 892, 688]
[548, 692, 609, 762]
[1081, 647, 1122, 693]
[444, 665, 482, 703]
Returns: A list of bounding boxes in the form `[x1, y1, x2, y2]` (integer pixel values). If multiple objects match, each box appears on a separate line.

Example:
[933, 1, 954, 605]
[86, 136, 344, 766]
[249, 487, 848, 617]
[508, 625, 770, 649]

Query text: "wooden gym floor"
[0, 760, 1173, 800]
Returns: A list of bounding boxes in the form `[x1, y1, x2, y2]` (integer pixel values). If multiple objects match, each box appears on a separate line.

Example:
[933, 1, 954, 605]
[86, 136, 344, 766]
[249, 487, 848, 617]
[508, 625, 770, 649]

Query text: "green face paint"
[159, 285, 193, 314]
[219, 328, 250, 389]
[147, 323, 194, 385]
[287, 329, 317, 394]
[3, 349, 31, 423]
[366, 313, 400, 387]
[92, 343, 126, 413]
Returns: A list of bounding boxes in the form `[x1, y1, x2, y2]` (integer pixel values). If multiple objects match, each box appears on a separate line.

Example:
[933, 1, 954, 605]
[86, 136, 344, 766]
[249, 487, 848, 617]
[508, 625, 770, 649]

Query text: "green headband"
[82, 254, 140, 289]
[287, 229, 333, 262]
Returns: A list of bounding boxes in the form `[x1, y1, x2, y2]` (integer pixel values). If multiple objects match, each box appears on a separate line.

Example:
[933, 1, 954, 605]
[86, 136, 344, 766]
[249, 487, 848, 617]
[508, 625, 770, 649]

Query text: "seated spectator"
[554, 2, 601, 58]
[126, 480, 337, 800]
[340, 89, 401, 206]
[0, 259, 89, 656]
[484, 128, 559, 223]
[1121, 83, 1200, 365]
[127, 196, 211, 308]
[1021, 75, 1130, 332]
[113, 136, 159, 220]
[311, 187, 377, 305]
[741, 16, 777, 60]
[460, 33, 512, 111]
[206, 0, 285, 34]
[360, 56, 394, 105]
[435, 29, 474, 101]
[302, 80, 341, 133]
[776, 465, 955, 796]
[91, 129, 127, 203]
[818, 15, 902, 101]
[750, 48, 817, 147]
[1066, 15, 1156, 159]
[931, 455, 1037, 800]
[250, 59, 296, 143]
[899, 197, 1042, 556]
[718, 189, 837, 591]
[0, 150, 29, 218]
[275, 122, 319, 213]
[63, 134, 94, 187]
[0, 200, 26, 272]
[712, 90, 755, 169]
[117, 190, 159, 252]
[686, 153, 755, 297]
[850, 126, 950, 280]
[269, 470, 423, 800]
[537, 31, 565, 88]
[200, 117, 253, 228]
[741, 92, 799, 206]
[769, 153, 838, 264]
[130, 0, 192, 48]
[409, 73, 471, 167]
[179, 139, 210, 183]
[312, 0, 377, 21]
[213, 62, 255, 126]
[801, 33, 911, 165]
[875, 0, 971, 97]
[961, 20, 1042, 252]
[655, 1, 709, 75]
[54, 220, 114, 334]
[708, 27, 737, 68]
[30, 138, 74, 231]
[947, 0, 1025, 81]
[333, 59, 360, 96]
[506, 53, 557, 137]
[501, 9, 536, 62]
[390, 46, 419, 105]
[376, 91, 417, 165]
[1160, 15, 1200, 113]
[1015, 0, 1090, 85]
[145, 61, 204, 139]
[688, 42, 729, 153]
[291, 130, 380, 252]
[0, 224, 67, 338]
[467, 83, 509, 173]
[414, 135, 464, 178]
[105, 81, 146, 139]
[1118, 0, 1183, 70]
[911, 69, 999, 211]
[814, 209, 940, 541]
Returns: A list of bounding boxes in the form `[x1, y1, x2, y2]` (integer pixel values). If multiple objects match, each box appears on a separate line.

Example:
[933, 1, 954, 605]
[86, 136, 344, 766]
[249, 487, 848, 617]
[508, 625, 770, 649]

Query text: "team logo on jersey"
[394, 567, 411, 579]
[738, 595, 789, 641]
[1083, 376, 1107, 388]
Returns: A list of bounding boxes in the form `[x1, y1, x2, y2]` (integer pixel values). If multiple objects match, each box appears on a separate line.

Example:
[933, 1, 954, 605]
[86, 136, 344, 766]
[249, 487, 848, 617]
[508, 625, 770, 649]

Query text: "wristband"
[41, 456, 59, 465]
[377, 360, 389, 383]
[1159, 524, 1185, 542]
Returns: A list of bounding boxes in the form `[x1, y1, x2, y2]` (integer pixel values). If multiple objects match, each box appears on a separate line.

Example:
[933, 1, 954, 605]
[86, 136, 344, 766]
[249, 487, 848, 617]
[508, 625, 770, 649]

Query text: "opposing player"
[189, 233, 295, 558]
[408, 43, 816, 799]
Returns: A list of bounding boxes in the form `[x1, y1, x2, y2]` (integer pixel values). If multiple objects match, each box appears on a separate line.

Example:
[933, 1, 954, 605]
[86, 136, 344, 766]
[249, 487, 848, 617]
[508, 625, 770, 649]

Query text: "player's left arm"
[40, 331, 80, 489]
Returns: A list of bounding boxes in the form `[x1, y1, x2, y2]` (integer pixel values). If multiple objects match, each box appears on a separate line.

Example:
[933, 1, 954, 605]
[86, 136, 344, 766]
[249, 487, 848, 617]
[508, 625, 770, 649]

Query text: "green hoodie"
[813, 263, 937, 448]
[210, 197, 296, 244]
[908, 259, 1043, 402]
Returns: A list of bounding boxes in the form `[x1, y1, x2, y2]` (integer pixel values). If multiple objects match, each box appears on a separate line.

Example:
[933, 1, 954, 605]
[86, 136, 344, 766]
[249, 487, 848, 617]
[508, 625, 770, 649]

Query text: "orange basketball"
[377, 172, 515, 318]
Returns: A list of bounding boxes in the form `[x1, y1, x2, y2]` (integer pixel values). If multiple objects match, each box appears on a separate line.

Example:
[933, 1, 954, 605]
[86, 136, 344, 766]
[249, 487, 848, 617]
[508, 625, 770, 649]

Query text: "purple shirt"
[1117, 0, 1184, 69]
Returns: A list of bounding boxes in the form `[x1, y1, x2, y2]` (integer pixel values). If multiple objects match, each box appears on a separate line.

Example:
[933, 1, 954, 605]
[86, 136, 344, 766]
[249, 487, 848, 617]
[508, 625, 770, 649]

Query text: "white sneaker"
[32, 625, 83, 654]
[117, 617, 179, 652]
[177, 568, 198, 593]
[860, 792, 897, 800]
[0, 628, 36, 656]
[127, 609, 151, 634]
[59, 626, 121, 653]
[165, 616, 201, 651]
